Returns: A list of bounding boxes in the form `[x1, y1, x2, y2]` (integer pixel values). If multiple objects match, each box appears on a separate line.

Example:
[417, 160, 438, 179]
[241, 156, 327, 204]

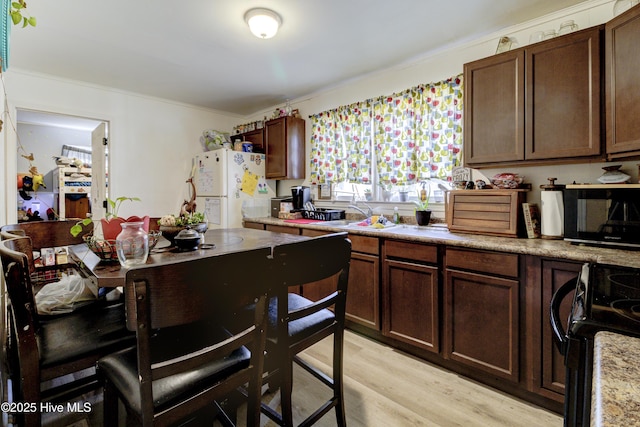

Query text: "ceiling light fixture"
[244, 8, 281, 39]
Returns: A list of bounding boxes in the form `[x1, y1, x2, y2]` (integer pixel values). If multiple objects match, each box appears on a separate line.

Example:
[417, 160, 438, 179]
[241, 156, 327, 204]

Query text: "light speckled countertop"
[592, 331, 640, 426]
[245, 217, 640, 269]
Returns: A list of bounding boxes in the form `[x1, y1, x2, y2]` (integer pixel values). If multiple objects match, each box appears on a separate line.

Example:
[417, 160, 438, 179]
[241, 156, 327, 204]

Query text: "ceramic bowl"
[159, 223, 208, 246]
[174, 228, 202, 251]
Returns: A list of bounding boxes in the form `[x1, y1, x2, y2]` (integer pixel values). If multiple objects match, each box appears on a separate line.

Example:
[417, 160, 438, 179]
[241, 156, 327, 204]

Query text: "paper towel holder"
[540, 178, 566, 239]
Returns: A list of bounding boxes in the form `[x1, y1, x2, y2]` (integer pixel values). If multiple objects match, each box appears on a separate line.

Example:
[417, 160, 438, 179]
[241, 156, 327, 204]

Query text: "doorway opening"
[15, 109, 109, 222]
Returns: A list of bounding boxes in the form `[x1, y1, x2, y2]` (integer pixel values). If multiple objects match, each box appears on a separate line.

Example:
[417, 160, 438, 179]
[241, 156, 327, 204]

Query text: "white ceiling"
[9, 0, 589, 117]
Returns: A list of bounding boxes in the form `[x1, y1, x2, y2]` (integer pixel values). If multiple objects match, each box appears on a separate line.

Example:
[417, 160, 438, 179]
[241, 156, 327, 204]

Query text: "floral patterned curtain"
[417, 75, 464, 181]
[374, 75, 463, 185]
[309, 101, 372, 184]
[373, 88, 421, 186]
[309, 74, 463, 185]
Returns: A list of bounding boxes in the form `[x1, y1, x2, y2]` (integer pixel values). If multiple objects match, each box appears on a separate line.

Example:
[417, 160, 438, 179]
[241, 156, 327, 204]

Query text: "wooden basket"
[446, 189, 529, 237]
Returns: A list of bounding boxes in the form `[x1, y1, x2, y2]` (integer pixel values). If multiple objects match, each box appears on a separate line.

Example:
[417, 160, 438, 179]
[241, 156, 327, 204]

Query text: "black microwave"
[564, 184, 640, 249]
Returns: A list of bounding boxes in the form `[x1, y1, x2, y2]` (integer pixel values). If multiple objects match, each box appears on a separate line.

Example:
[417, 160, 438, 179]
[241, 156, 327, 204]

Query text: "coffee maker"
[291, 186, 311, 210]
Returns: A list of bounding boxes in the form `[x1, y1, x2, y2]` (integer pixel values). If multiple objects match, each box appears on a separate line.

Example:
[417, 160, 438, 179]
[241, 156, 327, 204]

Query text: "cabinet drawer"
[348, 234, 379, 255]
[446, 248, 518, 278]
[384, 240, 437, 264]
[265, 225, 300, 235]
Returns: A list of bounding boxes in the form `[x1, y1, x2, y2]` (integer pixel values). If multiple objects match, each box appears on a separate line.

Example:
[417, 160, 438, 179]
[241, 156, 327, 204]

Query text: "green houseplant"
[158, 211, 207, 246]
[413, 186, 431, 226]
[70, 196, 148, 239]
[100, 196, 149, 240]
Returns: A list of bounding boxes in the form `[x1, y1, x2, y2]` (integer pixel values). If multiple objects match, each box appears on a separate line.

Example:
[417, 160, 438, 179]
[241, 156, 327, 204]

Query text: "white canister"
[540, 178, 565, 239]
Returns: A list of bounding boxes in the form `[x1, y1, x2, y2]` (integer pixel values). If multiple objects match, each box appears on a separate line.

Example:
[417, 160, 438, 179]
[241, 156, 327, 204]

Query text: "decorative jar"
[115, 221, 149, 267]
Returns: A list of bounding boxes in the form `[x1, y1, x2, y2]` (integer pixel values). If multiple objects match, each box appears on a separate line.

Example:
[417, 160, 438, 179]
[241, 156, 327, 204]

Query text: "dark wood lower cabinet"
[444, 248, 521, 383]
[346, 251, 380, 329]
[526, 257, 582, 402]
[383, 240, 439, 352]
[243, 222, 574, 412]
[444, 269, 520, 381]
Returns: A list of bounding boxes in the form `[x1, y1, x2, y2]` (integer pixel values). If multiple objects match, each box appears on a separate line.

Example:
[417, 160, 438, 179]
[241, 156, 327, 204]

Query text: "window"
[310, 75, 463, 203]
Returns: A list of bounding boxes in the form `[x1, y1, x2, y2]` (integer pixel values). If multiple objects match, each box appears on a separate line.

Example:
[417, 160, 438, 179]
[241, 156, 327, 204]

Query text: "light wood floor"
[251, 330, 563, 427]
[42, 329, 563, 426]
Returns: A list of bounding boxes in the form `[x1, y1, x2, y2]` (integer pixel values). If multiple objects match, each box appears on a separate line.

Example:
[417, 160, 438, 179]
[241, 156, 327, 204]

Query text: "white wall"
[1, 0, 626, 223]
[1, 71, 240, 223]
[246, 0, 622, 209]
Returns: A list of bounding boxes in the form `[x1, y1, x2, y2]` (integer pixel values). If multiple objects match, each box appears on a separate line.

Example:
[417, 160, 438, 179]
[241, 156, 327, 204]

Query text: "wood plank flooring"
[41, 329, 563, 426]
[251, 330, 563, 427]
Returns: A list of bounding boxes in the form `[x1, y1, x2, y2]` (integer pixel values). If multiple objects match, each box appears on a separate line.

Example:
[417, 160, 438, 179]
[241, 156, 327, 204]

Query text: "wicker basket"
[83, 231, 160, 262]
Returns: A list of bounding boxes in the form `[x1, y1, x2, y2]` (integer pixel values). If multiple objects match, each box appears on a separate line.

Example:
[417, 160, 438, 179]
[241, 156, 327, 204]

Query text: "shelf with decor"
[53, 166, 92, 219]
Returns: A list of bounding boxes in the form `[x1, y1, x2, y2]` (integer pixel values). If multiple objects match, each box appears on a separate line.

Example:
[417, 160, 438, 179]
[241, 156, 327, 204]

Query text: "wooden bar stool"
[261, 232, 351, 427]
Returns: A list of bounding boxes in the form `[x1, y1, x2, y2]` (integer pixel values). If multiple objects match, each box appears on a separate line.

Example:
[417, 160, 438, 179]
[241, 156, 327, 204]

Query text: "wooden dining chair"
[261, 232, 351, 427]
[97, 247, 271, 427]
[0, 236, 136, 427]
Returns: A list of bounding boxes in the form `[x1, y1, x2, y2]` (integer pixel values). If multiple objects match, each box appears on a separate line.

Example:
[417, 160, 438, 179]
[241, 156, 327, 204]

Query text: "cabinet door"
[346, 252, 380, 330]
[464, 50, 525, 165]
[264, 117, 305, 180]
[265, 118, 287, 179]
[540, 260, 581, 397]
[444, 269, 520, 382]
[606, 5, 640, 156]
[526, 27, 602, 160]
[383, 259, 439, 353]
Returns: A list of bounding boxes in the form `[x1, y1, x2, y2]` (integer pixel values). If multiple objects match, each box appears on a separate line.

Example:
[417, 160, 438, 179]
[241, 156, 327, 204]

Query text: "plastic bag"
[35, 273, 98, 315]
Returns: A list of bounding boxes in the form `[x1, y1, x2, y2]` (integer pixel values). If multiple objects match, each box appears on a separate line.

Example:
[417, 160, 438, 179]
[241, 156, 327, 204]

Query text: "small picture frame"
[317, 183, 332, 200]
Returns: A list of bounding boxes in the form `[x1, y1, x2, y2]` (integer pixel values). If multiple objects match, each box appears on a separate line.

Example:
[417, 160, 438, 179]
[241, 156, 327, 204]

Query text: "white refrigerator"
[193, 149, 275, 229]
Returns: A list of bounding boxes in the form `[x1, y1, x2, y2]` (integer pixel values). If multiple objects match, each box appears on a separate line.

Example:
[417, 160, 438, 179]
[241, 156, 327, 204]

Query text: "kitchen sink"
[313, 219, 359, 227]
[314, 219, 400, 231]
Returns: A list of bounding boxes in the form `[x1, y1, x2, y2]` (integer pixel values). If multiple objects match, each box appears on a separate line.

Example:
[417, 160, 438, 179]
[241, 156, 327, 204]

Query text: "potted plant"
[100, 197, 149, 240]
[364, 188, 373, 202]
[158, 211, 207, 246]
[413, 186, 431, 226]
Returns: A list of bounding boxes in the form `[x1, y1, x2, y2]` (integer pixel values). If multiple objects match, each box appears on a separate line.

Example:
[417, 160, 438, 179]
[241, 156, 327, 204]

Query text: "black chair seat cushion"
[97, 323, 251, 415]
[37, 302, 136, 369]
[268, 293, 335, 343]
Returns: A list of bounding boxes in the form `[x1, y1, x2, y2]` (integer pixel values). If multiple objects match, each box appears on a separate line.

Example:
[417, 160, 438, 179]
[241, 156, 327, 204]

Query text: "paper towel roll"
[541, 191, 564, 238]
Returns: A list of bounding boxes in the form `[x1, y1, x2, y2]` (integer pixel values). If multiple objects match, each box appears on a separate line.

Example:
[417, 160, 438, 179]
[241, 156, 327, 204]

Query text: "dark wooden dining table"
[69, 227, 308, 288]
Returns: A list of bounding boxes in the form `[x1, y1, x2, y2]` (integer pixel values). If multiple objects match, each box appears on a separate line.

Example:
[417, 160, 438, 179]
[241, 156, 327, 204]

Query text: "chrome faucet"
[348, 202, 374, 218]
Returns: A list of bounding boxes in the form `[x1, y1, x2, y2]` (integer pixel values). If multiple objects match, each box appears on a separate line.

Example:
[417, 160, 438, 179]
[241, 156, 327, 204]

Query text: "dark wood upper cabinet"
[241, 128, 264, 151]
[526, 26, 603, 160]
[464, 26, 604, 167]
[464, 50, 525, 165]
[264, 116, 305, 180]
[606, 4, 640, 158]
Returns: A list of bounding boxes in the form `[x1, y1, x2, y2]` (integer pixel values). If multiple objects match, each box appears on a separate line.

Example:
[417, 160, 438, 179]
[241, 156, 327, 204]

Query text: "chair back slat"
[0, 220, 92, 251]
[123, 246, 271, 420]
[271, 232, 351, 336]
[1, 231, 36, 274]
[272, 232, 351, 288]
[124, 247, 271, 331]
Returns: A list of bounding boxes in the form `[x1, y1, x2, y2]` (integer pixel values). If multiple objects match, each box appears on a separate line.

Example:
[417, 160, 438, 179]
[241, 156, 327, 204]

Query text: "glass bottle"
[115, 221, 149, 267]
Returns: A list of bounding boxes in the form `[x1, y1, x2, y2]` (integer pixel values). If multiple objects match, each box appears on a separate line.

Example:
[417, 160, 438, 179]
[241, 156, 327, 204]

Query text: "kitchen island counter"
[592, 331, 640, 427]
[244, 217, 640, 269]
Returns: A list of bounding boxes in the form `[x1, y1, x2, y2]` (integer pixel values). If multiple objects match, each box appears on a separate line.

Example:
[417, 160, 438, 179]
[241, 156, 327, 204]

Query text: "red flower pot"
[101, 216, 150, 240]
